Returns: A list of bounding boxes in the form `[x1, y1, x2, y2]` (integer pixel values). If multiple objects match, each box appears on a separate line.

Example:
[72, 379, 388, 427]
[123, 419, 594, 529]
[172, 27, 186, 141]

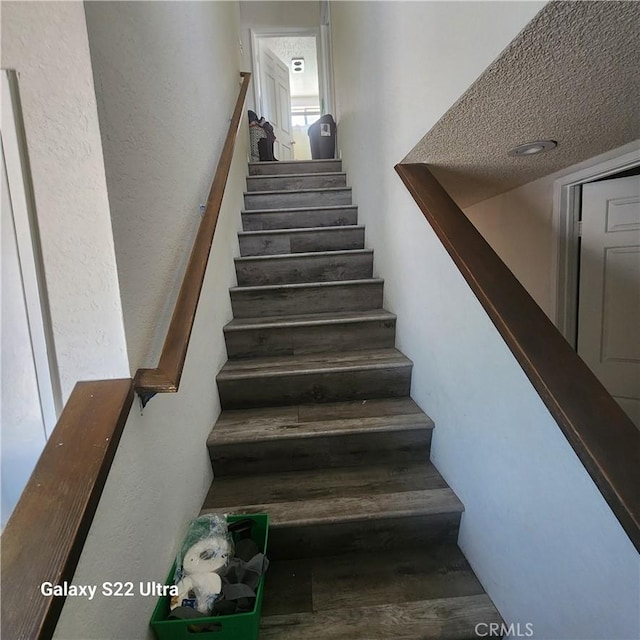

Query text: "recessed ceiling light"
[508, 140, 557, 157]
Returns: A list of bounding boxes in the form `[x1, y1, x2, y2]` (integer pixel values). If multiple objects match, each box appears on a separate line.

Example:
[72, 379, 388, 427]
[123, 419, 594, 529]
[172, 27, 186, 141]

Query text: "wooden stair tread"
[235, 248, 372, 262]
[238, 225, 363, 237]
[224, 309, 394, 331]
[230, 278, 382, 294]
[208, 398, 431, 446]
[262, 544, 487, 617]
[241, 204, 357, 215]
[246, 171, 346, 180]
[201, 462, 461, 524]
[244, 186, 351, 196]
[260, 594, 502, 640]
[217, 348, 411, 380]
[249, 159, 340, 167]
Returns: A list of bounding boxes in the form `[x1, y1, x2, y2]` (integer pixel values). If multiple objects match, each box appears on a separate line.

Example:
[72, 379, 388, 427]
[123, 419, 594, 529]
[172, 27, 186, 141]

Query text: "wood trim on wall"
[396, 162, 640, 553]
[135, 71, 251, 396]
[1, 379, 134, 640]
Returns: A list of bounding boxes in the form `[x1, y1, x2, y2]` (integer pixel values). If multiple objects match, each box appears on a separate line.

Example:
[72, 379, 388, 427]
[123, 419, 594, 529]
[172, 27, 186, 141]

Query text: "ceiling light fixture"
[508, 140, 557, 157]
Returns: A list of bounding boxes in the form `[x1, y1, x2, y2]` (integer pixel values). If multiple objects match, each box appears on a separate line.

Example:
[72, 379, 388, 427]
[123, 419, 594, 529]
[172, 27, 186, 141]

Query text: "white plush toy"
[171, 533, 232, 614]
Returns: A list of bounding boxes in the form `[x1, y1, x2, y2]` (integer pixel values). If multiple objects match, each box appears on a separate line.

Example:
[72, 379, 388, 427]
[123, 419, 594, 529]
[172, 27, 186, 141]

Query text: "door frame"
[1, 70, 61, 435]
[249, 26, 334, 123]
[552, 141, 640, 347]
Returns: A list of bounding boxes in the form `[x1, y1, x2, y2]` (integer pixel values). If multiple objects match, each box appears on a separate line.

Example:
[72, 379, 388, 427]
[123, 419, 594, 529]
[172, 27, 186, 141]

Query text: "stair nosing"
[242, 205, 357, 214]
[247, 172, 346, 180]
[235, 249, 373, 263]
[245, 186, 351, 197]
[238, 225, 364, 237]
[202, 487, 464, 527]
[230, 278, 383, 293]
[249, 159, 339, 166]
[208, 414, 434, 447]
[224, 309, 395, 332]
[217, 357, 412, 382]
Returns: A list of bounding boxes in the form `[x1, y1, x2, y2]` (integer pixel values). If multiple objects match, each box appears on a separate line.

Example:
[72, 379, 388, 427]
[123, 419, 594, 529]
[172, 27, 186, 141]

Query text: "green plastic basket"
[150, 514, 269, 640]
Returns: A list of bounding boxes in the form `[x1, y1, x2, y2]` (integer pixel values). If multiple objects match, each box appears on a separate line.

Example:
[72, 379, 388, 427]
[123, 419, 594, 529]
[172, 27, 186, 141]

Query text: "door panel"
[578, 175, 640, 427]
[259, 44, 293, 161]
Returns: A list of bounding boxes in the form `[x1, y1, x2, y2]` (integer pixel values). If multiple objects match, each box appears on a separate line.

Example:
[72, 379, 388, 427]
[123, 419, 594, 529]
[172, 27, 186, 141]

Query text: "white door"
[259, 45, 293, 161]
[577, 175, 640, 427]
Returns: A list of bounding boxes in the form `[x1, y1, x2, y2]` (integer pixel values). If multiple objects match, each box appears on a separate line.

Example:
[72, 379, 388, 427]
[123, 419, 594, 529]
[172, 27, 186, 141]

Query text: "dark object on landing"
[308, 114, 336, 160]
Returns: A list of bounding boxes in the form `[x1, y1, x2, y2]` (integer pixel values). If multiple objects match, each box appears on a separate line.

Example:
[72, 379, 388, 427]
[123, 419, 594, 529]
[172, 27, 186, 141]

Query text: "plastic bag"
[170, 514, 234, 615]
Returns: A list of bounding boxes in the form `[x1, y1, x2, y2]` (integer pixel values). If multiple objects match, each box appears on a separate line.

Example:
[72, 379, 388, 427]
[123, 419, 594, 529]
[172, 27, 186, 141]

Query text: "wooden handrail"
[396, 162, 640, 553]
[1, 379, 134, 640]
[135, 71, 251, 397]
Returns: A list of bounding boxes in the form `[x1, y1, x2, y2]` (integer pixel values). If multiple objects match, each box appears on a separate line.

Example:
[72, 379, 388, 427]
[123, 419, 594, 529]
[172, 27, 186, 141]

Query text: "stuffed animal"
[171, 532, 232, 614]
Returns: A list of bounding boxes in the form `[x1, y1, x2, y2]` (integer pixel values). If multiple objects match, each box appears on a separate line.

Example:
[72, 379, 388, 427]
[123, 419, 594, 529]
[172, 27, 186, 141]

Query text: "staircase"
[202, 159, 503, 638]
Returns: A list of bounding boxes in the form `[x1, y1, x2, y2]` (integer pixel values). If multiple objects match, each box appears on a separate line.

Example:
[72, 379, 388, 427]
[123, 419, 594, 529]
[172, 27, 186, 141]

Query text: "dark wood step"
[235, 249, 374, 286]
[238, 225, 365, 256]
[208, 397, 433, 475]
[224, 309, 396, 358]
[201, 462, 463, 558]
[249, 159, 342, 176]
[230, 278, 384, 318]
[260, 594, 502, 640]
[246, 172, 347, 192]
[216, 348, 413, 409]
[261, 544, 487, 618]
[242, 205, 357, 231]
[244, 187, 352, 210]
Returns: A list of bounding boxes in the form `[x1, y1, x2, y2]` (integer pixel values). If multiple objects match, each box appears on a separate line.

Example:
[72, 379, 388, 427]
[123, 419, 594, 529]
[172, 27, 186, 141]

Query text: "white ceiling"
[404, 1, 640, 208]
[263, 36, 319, 102]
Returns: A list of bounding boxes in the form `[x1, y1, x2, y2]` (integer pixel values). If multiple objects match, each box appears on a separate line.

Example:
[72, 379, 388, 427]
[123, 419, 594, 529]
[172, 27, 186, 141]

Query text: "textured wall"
[331, 1, 639, 637]
[405, 1, 640, 207]
[85, 0, 243, 370]
[1, 1, 130, 399]
[53, 2, 247, 637]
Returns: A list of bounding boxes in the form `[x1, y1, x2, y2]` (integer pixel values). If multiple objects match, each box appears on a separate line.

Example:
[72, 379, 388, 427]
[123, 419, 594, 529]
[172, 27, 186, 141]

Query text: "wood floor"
[203, 159, 503, 638]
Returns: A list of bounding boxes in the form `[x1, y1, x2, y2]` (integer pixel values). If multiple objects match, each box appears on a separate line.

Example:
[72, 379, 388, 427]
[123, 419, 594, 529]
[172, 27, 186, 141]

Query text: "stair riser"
[218, 365, 412, 410]
[235, 253, 373, 286]
[230, 281, 384, 318]
[244, 189, 352, 210]
[249, 160, 342, 176]
[266, 513, 461, 560]
[225, 318, 396, 359]
[210, 429, 432, 476]
[242, 208, 357, 231]
[239, 227, 365, 256]
[247, 174, 347, 192]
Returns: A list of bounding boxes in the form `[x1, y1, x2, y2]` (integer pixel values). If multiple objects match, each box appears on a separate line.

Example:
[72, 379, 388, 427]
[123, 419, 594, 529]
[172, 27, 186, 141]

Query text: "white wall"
[1, 147, 47, 528]
[1, 1, 130, 400]
[84, 0, 243, 371]
[53, 2, 248, 634]
[331, 2, 640, 638]
[53, 135, 247, 639]
[464, 173, 557, 319]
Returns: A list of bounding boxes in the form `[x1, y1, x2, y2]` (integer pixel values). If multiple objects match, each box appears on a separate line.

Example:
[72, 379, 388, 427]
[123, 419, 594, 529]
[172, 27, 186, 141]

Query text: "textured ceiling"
[263, 36, 319, 99]
[404, 1, 640, 208]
